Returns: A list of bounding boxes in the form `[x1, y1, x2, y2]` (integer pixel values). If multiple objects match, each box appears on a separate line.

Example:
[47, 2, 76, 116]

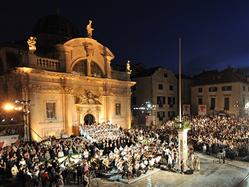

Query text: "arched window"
[91, 62, 103, 77]
[72, 60, 87, 75]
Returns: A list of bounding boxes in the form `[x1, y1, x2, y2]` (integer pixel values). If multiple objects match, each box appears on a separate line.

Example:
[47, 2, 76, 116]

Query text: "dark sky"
[0, 0, 248, 75]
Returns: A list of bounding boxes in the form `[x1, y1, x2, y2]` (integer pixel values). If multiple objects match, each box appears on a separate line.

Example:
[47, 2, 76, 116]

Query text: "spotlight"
[3, 103, 15, 111]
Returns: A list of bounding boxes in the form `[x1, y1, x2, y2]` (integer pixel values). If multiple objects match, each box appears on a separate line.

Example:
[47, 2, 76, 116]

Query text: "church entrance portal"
[84, 114, 95, 125]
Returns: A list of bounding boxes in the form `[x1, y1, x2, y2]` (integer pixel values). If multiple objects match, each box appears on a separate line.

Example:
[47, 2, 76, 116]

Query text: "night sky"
[0, 0, 248, 75]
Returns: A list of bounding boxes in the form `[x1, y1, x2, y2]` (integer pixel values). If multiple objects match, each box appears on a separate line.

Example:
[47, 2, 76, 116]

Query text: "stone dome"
[33, 14, 80, 39]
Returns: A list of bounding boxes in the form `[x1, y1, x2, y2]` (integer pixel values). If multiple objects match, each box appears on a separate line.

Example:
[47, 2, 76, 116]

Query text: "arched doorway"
[84, 114, 95, 125]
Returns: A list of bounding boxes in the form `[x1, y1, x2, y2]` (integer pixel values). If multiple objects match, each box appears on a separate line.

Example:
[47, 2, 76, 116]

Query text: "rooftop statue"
[27, 36, 37, 53]
[126, 60, 132, 74]
[86, 20, 94, 38]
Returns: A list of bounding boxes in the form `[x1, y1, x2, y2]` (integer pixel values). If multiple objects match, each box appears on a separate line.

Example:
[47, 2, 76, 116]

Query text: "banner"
[0, 135, 19, 148]
[198, 105, 207, 115]
[183, 104, 190, 115]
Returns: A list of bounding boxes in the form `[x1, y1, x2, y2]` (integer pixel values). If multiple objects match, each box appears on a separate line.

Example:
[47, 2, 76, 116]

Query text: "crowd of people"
[0, 122, 188, 187]
[162, 115, 249, 160]
[79, 122, 125, 142]
[188, 115, 249, 159]
[0, 115, 247, 187]
[0, 125, 23, 136]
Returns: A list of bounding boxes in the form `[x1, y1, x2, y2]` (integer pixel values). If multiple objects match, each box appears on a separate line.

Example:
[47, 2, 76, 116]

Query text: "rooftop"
[193, 67, 249, 86]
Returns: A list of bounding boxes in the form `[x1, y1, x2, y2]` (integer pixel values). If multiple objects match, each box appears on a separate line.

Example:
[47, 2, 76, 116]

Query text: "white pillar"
[178, 38, 182, 122]
[178, 128, 189, 172]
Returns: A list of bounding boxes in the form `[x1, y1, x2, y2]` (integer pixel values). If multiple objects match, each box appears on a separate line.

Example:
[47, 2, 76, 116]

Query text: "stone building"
[176, 74, 194, 115]
[0, 15, 135, 141]
[132, 67, 177, 126]
[191, 67, 249, 116]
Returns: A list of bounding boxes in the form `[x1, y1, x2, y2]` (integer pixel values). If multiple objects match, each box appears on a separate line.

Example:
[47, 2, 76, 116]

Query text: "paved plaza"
[86, 154, 249, 187]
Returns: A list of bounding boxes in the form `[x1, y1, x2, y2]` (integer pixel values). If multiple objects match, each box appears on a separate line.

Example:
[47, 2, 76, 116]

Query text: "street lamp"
[15, 100, 31, 141]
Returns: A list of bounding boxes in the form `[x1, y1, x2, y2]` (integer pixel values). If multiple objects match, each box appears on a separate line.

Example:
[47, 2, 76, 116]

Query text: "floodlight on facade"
[2, 103, 15, 111]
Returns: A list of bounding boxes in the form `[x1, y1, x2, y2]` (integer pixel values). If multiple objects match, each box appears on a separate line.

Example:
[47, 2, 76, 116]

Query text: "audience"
[0, 115, 247, 187]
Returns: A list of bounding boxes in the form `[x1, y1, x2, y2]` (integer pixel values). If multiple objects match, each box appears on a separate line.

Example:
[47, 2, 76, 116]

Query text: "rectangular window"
[198, 98, 203, 105]
[168, 97, 175, 108]
[210, 98, 216, 110]
[198, 88, 203, 93]
[243, 86, 245, 91]
[157, 96, 165, 107]
[168, 111, 175, 118]
[169, 85, 174, 91]
[224, 98, 229, 110]
[158, 84, 163, 90]
[222, 86, 232, 91]
[164, 73, 168, 78]
[209, 87, 218, 92]
[157, 111, 165, 121]
[115, 103, 121, 115]
[46, 102, 56, 120]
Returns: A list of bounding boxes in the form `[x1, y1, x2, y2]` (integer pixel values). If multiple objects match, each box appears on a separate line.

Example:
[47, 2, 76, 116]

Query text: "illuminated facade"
[191, 68, 249, 116]
[0, 15, 135, 141]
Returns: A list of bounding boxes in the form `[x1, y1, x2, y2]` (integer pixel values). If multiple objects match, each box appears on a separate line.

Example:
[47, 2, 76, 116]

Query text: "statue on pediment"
[86, 20, 94, 38]
[27, 36, 37, 53]
[126, 60, 132, 74]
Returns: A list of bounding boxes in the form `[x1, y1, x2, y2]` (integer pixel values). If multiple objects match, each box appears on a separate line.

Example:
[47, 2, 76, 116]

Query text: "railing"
[30, 127, 43, 141]
[36, 57, 60, 71]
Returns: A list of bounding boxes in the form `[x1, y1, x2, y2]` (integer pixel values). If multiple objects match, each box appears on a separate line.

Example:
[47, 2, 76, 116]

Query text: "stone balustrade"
[36, 57, 60, 71]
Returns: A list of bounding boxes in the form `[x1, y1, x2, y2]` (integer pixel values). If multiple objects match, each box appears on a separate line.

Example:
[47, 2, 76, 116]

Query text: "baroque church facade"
[0, 15, 135, 141]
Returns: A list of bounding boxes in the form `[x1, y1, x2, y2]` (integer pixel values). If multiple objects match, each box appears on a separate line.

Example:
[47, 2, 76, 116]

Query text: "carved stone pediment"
[75, 89, 101, 105]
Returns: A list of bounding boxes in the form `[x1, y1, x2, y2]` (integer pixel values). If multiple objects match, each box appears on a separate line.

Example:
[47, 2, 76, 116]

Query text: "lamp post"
[176, 38, 190, 173]
[15, 100, 31, 141]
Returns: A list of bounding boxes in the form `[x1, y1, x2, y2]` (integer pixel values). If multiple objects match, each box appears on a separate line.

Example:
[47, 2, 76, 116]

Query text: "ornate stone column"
[86, 58, 92, 77]
[65, 94, 73, 135]
[126, 96, 131, 129]
[65, 51, 72, 73]
[56, 44, 72, 72]
[106, 60, 112, 78]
